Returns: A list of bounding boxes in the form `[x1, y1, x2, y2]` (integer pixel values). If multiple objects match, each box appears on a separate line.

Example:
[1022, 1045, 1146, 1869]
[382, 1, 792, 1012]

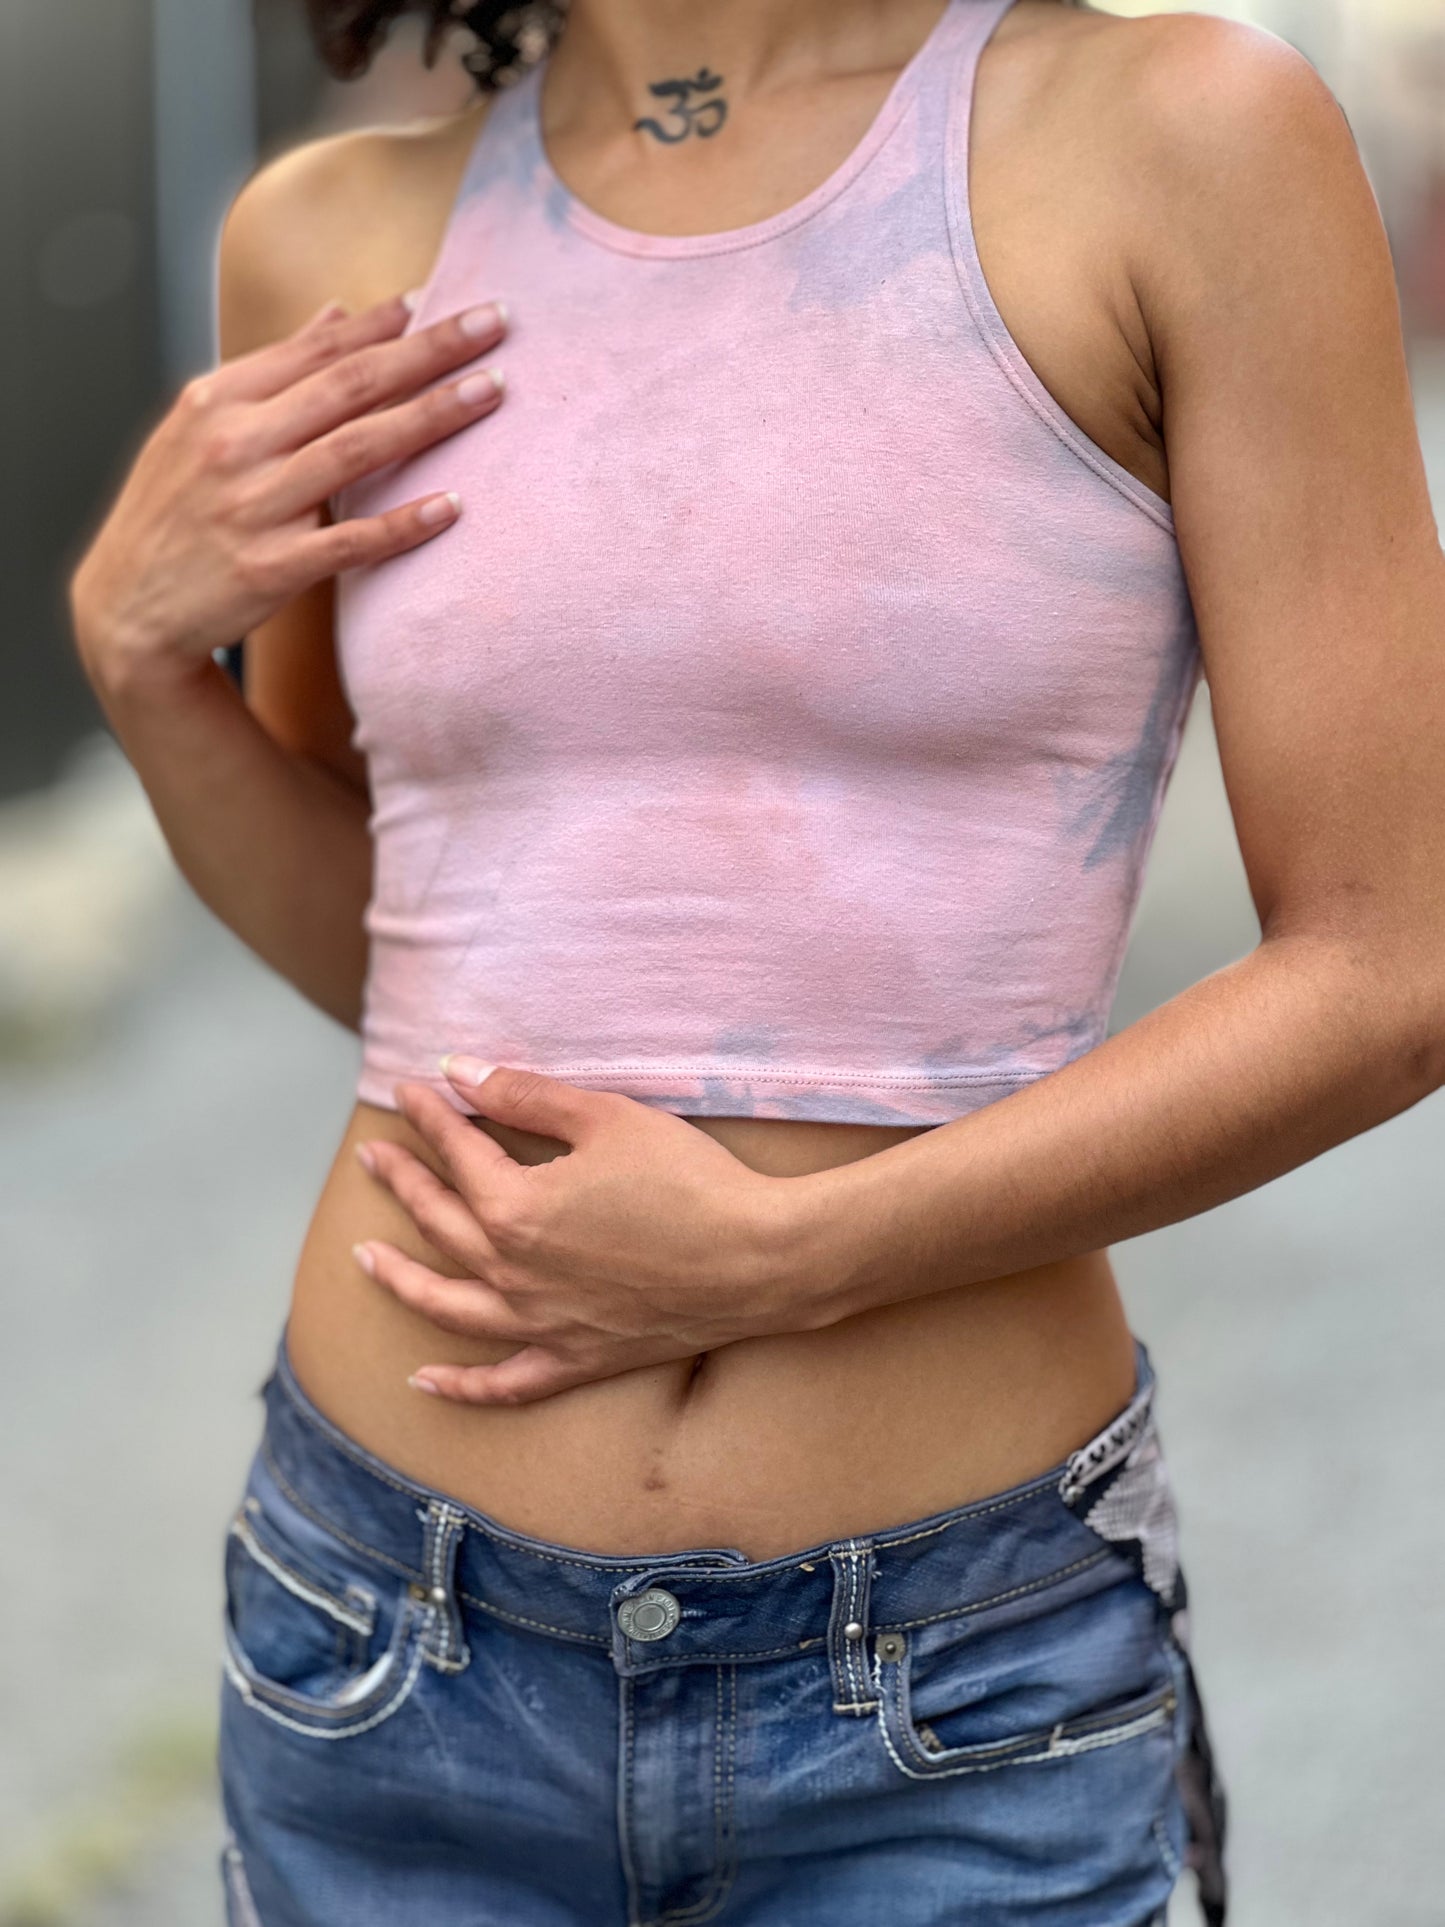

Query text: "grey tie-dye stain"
[1057, 616, 1201, 873]
[782, 158, 948, 319]
[713, 1025, 782, 1060]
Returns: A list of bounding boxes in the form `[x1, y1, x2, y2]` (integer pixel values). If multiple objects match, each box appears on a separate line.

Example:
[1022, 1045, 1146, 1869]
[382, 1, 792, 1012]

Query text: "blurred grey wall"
[0, 0, 329, 808]
[152, 0, 258, 384]
[0, 1, 163, 800]
[254, 0, 330, 160]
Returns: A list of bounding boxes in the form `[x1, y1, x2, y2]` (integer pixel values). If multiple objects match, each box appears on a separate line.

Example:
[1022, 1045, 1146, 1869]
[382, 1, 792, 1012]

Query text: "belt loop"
[827, 1538, 876, 1715]
[417, 1501, 470, 1674]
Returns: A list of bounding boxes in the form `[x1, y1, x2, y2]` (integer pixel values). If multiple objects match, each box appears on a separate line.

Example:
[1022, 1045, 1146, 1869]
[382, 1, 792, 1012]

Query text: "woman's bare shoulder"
[995, 4, 1365, 322]
[1002, 3, 1339, 145]
[218, 101, 492, 355]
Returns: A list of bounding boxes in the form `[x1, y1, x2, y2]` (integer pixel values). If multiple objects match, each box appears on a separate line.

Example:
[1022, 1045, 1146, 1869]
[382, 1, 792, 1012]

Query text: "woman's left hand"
[352, 1059, 840, 1405]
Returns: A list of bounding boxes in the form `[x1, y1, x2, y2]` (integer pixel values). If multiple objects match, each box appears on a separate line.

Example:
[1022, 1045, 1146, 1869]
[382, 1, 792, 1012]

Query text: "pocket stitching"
[878, 1685, 1176, 1781]
[223, 1583, 433, 1739]
[224, 1520, 429, 1738]
[229, 1508, 377, 1640]
[877, 1637, 1178, 1782]
[223, 1608, 428, 1742]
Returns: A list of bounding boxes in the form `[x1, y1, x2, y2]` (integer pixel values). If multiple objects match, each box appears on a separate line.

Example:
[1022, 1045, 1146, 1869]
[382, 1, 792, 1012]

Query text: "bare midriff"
[284, 1104, 1136, 1563]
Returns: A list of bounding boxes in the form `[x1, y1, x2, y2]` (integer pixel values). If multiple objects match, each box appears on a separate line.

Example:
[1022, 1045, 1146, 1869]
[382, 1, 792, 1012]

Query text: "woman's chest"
[337, 245, 1174, 759]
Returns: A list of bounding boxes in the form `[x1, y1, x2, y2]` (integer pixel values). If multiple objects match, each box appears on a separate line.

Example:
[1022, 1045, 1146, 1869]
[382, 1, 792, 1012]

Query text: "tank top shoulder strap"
[915, 0, 1020, 105]
[864, 0, 1019, 160]
[909, 0, 1024, 146]
[401, 71, 547, 330]
[933, 0, 1020, 66]
[897, 0, 1018, 225]
[938, 0, 1177, 528]
[452, 62, 543, 202]
[927, 0, 1022, 261]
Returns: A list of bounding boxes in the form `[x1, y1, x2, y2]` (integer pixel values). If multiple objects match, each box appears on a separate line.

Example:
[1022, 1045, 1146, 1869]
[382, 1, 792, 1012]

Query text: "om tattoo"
[634, 69, 729, 144]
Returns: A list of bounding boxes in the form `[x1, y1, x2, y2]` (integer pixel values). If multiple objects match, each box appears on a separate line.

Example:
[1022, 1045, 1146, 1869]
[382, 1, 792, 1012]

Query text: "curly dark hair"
[304, 1, 571, 92]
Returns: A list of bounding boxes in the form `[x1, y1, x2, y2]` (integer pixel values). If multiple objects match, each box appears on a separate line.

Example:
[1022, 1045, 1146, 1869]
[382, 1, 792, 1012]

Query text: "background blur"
[1, 1, 1442, 1922]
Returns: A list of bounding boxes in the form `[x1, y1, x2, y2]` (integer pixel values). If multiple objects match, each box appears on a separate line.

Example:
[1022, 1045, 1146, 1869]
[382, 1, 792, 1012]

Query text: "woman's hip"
[217, 1332, 1228, 1925]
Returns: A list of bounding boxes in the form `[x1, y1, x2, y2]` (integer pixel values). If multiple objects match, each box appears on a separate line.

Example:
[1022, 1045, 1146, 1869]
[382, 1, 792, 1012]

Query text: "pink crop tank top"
[332, 0, 1202, 1128]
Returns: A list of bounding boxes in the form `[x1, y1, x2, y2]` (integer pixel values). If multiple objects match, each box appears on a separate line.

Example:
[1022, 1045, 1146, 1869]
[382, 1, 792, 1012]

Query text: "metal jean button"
[618, 1588, 681, 1642]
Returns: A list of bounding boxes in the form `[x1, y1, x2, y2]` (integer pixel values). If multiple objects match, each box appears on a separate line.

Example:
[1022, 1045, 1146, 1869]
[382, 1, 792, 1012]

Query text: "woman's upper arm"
[215, 132, 395, 796]
[1131, 20, 1445, 984]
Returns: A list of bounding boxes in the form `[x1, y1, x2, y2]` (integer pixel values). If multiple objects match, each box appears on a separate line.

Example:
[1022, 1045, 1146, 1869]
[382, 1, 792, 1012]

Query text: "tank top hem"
[354, 1056, 1069, 1129]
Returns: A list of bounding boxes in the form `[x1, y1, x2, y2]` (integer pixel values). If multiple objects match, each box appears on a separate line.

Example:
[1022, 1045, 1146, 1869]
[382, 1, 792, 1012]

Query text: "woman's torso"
[286, 0, 1176, 1560]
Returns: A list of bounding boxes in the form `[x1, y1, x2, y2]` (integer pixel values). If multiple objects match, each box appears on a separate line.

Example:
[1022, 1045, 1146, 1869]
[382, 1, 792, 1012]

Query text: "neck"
[546, 0, 954, 133]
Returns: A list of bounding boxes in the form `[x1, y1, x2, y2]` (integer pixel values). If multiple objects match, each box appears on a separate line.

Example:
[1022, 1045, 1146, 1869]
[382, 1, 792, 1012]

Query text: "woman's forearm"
[83, 649, 371, 1029]
[809, 934, 1445, 1319]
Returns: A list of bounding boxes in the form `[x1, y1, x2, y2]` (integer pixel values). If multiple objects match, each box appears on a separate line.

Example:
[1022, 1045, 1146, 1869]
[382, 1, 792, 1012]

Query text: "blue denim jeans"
[218, 1334, 1228, 1926]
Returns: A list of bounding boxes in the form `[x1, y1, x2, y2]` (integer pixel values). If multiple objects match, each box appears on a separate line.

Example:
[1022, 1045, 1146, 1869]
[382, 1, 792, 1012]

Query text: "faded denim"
[218, 1334, 1227, 1926]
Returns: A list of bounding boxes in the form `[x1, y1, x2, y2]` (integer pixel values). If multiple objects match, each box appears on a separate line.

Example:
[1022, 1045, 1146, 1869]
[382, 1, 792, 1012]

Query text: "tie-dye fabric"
[332, 0, 1202, 1126]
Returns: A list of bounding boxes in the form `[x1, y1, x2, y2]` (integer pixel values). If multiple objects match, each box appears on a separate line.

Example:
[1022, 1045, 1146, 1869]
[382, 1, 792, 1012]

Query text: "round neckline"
[527, 0, 962, 260]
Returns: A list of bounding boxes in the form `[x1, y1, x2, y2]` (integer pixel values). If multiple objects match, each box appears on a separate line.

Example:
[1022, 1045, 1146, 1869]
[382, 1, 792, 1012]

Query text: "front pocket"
[874, 1617, 1177, 1782]
[222, 1497, 428, 1740]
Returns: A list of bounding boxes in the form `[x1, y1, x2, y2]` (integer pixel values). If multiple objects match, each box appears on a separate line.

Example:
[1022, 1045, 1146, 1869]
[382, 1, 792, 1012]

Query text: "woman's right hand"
[69, 290, 508, 697]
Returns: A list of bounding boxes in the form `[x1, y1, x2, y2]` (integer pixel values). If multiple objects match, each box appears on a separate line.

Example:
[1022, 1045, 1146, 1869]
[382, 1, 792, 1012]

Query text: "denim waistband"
[254, 1334, 1159, 1684]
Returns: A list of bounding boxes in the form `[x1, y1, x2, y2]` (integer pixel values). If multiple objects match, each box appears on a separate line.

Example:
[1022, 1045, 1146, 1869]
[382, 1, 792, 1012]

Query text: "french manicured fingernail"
[418, 491, 462, 527]
[354, 1142, 378, 1175]
[460, 301, 506, 338]
[408, 1374, 441, 1396]
[352, 1242, 377, 1276]
[440, 1054, 495, 1086]
[457, 368, 504, 406]
[400, 287, 424, 312]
